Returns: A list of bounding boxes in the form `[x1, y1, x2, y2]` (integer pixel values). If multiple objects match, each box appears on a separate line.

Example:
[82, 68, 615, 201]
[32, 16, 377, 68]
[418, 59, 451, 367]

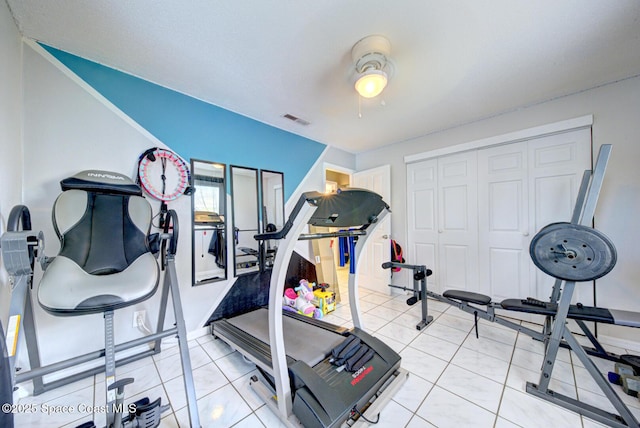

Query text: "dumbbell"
[607, 362, 640, 397]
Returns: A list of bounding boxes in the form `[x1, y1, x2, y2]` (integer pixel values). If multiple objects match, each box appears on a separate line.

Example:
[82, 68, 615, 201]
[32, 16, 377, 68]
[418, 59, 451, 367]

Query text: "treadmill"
[212, 188, 407, 428]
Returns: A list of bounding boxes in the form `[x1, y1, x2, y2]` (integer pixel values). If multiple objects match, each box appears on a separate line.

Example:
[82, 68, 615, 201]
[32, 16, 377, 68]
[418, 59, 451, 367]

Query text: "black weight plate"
[529, 222, 617, 282]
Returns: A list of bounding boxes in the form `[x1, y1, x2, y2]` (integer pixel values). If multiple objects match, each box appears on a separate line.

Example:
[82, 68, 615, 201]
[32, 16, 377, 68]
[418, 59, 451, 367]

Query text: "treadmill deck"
[215, 308, 346, 367]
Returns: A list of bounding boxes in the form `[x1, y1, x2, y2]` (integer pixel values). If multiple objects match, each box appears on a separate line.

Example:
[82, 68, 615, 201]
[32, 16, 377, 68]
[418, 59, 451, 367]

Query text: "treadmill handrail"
[254, 190, 311, 241]
[254, 188, 390, 241]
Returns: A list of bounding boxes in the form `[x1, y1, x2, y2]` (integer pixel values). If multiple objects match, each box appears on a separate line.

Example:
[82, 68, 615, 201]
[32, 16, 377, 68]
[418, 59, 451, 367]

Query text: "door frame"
[323, 162, 354, 191]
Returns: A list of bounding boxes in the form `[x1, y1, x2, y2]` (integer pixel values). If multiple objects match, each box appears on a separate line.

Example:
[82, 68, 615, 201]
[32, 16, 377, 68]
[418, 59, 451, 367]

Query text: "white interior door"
[353, 165, 391, 294]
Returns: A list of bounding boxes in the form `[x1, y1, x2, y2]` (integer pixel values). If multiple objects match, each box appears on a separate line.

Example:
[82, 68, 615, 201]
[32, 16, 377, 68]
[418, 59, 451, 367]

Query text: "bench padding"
[501, 299, 610, 323]
[443, 290, 492, 305]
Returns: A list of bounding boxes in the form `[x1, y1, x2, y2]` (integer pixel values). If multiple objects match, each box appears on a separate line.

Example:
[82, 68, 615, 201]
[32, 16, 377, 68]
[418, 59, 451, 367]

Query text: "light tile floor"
[13, 283, 640, 427]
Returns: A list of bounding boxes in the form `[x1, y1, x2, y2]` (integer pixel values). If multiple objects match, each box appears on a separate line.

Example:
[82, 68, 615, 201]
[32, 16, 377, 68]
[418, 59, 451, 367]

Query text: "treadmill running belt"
[226, 308, 346, 366]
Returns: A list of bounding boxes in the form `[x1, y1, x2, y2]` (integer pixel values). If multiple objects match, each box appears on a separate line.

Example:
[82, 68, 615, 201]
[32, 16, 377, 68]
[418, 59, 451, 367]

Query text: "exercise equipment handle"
[164, 210, 179, 256]
[382, 261, 432, 276]
[7, 205, 32, 232]
[4, 205, 39, 271]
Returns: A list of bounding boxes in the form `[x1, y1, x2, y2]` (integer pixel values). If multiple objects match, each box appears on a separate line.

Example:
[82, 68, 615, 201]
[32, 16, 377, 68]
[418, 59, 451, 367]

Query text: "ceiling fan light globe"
[354, 69, 388, 98]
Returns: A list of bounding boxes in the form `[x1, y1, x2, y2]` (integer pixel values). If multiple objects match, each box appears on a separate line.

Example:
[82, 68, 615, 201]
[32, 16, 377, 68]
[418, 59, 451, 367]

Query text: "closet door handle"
[382, 235, 390, 239]
[438, 229, 443, 234]
[522, 231, 529, 236]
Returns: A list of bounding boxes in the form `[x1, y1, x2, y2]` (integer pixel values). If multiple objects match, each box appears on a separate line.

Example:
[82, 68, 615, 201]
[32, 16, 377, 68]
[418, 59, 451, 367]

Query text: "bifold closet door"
[407, 127, 591, 302]
[477, 130, 591, 302]
[406, 159, 439, 291]
[477, 142, 530, 301]
[437, 151, 479, 295]
[406, 152, 478, 295]
[527, 130, 592, 301]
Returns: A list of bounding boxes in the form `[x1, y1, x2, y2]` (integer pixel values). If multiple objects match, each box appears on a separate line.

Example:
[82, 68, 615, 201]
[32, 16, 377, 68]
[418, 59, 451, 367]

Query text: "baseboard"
[187, 326, 210, 341]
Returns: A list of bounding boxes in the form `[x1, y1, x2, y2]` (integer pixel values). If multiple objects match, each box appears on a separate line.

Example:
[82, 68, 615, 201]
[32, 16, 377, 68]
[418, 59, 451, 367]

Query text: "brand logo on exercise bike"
[350, 365, 373, 386]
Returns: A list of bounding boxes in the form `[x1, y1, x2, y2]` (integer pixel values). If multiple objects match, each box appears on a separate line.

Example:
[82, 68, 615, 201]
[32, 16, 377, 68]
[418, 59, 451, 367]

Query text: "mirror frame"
[190, 159, 227, 286]
[230, 165, 261, 276]
[260, 169, 285, 233]
[259, 169, 284, 270]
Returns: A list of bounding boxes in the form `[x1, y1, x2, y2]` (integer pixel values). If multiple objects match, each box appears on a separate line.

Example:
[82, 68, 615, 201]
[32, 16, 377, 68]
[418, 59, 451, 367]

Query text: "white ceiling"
[6, 1, 640, 153]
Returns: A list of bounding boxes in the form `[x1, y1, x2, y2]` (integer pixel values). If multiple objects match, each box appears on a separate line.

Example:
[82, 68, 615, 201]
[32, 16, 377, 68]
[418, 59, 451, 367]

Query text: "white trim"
[404, 115, 593, 164]
[285, 145, 330, 214]
[323, 161, 354, 195]
[323, 162, 355, 176]
[186, 326, 210, 341]
[354, 164, 391, 182]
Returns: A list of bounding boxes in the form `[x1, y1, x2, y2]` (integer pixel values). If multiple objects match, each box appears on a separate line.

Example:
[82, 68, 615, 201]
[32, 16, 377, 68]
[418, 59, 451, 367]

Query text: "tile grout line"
[493, 329, 523, 428]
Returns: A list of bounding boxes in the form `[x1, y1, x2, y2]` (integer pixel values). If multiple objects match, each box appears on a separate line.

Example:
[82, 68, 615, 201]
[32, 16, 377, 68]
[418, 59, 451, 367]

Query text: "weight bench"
[501, 299, 640, 328]
[434, 289, 546, 341]
[383, 263, 547, 340]
[502, 298, 640, 362]
[440, 289, 640, 362]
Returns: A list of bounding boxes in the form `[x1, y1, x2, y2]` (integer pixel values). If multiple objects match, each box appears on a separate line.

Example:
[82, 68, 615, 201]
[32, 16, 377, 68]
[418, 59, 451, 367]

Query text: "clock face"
[138, 148, 190, 201]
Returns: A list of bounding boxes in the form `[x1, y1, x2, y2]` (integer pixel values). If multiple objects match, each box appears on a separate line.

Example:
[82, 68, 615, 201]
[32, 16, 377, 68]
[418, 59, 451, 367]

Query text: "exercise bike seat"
[38, 170, 160, 316]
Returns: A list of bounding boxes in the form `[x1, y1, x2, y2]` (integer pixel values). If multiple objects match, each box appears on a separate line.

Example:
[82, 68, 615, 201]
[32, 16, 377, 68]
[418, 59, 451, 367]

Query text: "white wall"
[357, 76, 640, 346]
[0, 0, 23, 323]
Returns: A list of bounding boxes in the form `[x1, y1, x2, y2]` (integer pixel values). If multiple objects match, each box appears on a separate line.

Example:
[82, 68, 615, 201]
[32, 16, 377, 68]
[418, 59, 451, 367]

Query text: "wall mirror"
[231, 166, 260, 276]
[260, 170, 284, 269]
[191, 159, 227, 285]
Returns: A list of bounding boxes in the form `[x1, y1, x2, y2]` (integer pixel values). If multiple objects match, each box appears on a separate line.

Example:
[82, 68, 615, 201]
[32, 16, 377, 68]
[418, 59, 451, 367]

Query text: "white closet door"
[406, 159, 439, 290]
[478, 142, 530, 300]
[437, 151, 478, 294]
[406, 127, 591, 302]
[528, 129, 592, 300]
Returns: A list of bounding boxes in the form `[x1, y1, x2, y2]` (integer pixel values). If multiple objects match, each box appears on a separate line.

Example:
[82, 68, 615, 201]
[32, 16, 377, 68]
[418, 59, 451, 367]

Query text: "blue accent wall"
[41, 44, 325, 201]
